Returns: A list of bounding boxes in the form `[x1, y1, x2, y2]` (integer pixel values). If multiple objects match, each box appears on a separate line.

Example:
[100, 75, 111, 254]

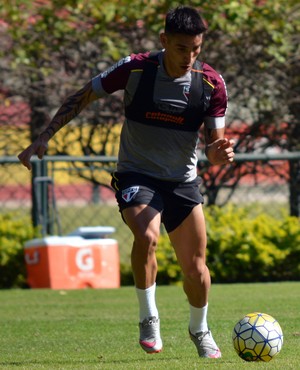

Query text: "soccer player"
[18, 6, 234, 358]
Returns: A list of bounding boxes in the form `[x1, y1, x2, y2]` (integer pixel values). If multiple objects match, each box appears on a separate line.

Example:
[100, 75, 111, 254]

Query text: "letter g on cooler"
[75, 248, 94, 271]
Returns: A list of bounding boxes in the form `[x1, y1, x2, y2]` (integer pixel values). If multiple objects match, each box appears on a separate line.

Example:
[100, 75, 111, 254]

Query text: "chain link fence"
[1, 154, 299, 266]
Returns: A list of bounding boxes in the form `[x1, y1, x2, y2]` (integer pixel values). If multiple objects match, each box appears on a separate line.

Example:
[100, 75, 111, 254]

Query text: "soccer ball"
[232, 312, 283, 362]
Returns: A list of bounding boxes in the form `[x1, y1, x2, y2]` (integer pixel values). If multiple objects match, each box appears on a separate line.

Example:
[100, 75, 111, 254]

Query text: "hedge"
[121, 204, 300, 285]
[204, 204, 300, 283]
[0, 213, 40, 288]
[1, 205, 299, 288]
[153, 204, 300, 284]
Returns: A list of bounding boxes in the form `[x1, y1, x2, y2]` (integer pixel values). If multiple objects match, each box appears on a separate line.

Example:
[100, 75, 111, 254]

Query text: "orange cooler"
[24, 236, 120, 289]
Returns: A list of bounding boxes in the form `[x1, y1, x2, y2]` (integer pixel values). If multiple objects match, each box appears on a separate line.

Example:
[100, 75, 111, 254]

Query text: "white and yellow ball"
[232, 312, 283, 362]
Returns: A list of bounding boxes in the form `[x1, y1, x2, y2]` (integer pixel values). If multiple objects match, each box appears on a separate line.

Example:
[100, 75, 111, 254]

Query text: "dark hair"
[165, 6, 207, 35]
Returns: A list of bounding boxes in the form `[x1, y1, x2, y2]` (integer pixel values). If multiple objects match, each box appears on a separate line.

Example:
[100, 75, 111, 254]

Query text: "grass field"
[0, 282, 299, 369]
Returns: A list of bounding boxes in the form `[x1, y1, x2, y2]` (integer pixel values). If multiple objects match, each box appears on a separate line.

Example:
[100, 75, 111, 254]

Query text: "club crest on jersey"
[122, 186, 139, 202]
[183, 85, 190, 99]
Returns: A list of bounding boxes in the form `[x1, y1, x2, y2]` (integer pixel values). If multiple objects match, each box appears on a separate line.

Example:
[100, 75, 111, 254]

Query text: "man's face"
[160, 32, 203, 78]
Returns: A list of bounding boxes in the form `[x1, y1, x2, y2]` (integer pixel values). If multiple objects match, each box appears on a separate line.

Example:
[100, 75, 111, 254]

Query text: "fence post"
[289, 159, 300, 217]
[31, 159, 48, 233]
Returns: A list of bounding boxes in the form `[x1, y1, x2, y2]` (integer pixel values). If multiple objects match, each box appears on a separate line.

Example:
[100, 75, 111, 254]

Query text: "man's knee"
[133, 228, 160, 253]
[184, 261, 208, 282]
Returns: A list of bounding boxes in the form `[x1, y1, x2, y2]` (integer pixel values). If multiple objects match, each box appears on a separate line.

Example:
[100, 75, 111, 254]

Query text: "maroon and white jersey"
[92, 50, 227, 182]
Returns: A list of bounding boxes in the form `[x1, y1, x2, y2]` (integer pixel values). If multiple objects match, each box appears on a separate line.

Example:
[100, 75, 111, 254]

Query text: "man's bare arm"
[204, 126, 235, 165]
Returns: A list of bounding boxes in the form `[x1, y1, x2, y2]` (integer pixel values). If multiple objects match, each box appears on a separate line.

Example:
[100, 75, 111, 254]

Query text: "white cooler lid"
[68, 226, 115, 239]
[24, 235, 117, 248]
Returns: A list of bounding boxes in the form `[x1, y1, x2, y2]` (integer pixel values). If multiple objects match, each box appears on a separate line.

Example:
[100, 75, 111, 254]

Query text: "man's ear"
[160, 32, 167, 48]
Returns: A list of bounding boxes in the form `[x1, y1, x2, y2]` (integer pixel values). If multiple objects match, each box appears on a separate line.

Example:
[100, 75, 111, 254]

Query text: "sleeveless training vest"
[125, 52, 213, 132]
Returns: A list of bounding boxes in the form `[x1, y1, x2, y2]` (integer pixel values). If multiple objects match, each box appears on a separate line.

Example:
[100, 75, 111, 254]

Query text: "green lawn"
[0, 283, 299, 370]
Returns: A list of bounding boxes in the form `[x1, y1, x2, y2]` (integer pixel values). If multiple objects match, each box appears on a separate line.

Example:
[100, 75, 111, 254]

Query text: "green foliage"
[4, 0, 297, 67]
[1, 205, 299, 288]
[154, 205, 300, 285]
[0, 213, 40, 288]
[1, 0, 131, 67]
[206, 204, 300, 282]
[200, 0, 299, 65]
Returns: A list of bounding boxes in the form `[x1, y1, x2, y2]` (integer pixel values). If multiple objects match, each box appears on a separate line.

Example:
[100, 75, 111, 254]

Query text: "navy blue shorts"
[111, 171, 204, 233]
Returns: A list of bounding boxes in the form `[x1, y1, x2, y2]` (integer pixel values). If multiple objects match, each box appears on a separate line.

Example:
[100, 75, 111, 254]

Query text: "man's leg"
[168, 204, 221, 358]
[122, 204, 163, 353]
[168, 204, 210, 307]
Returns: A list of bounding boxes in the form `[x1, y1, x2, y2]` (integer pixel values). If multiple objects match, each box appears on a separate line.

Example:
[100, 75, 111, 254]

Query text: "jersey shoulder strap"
[191, 60, 214, 112]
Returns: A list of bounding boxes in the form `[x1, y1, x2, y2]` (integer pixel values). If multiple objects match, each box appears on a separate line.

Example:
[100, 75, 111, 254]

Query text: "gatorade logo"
[76, 248, 94, 271]
[68, 247, 101, 275]
[122, 186, 139, 202]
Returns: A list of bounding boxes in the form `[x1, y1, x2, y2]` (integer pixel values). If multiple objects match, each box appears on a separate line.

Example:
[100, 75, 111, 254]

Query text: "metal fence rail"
[1, 153, 299, 265]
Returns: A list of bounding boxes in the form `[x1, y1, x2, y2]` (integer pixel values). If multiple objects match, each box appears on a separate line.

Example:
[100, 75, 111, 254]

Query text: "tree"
[196, 0, 300, 213]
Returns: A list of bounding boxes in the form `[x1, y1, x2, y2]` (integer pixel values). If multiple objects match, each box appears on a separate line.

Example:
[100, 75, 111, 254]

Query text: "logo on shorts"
[122, 186, 139, 202]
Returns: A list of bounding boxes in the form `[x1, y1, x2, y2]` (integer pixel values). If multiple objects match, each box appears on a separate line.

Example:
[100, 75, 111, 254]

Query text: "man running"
[18, 5, 234, 358]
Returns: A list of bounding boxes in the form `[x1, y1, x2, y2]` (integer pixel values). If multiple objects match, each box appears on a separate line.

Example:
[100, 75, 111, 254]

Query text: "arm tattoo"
[43, 83, 94, 139]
